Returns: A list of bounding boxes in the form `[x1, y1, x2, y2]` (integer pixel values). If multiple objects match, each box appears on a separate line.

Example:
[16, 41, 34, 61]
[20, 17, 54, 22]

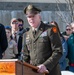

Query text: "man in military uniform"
[23, 5, 63, 75]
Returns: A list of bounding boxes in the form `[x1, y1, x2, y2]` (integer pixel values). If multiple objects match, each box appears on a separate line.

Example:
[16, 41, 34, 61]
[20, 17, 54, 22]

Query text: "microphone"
[20, 51, 24, 62]
[17, 28, 29, 36]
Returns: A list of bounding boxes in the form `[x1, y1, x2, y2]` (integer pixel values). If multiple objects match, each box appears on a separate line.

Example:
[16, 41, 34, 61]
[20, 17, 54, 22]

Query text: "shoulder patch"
[52, 27, 57, 33]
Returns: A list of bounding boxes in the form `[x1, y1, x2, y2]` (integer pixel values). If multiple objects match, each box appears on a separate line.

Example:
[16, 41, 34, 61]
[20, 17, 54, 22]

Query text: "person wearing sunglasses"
[11, 18, 19, 35]
[62, 24, 72, 40]
[10, 18, 21, 59]
[17, 18, 25, 59]
[67, 22, 74, 73]
[17, 18, 24, 31]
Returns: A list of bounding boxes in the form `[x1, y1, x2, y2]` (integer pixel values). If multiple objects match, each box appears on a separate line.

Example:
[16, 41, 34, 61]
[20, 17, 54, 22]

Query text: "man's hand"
[37, 64, 49, 73]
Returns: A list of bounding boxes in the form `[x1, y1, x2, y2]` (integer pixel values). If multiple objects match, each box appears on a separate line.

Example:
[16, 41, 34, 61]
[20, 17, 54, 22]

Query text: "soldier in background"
[10, 18, 26, 59]
[23, 5, 63, 75]
[10, 18, 19, 58]
[10, 18, 19, 43]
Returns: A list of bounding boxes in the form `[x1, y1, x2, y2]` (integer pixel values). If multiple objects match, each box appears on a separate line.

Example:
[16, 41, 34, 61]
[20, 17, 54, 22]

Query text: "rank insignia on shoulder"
[52, 27, 57, 33]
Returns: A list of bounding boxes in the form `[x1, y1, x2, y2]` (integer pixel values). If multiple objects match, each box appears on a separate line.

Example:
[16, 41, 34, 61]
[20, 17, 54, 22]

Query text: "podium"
[0, 59, 46, 75]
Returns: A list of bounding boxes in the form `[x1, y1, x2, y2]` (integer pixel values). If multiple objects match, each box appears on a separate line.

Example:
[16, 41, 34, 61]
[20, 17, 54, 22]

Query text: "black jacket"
[0, 24, 8, 58]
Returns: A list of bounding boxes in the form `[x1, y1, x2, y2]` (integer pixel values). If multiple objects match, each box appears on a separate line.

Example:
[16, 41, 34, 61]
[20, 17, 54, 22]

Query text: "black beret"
[24, 5, 41, 15]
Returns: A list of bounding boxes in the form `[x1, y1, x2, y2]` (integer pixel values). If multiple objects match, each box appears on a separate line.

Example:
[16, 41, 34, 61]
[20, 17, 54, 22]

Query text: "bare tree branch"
[55, 12, 69, 24]
[69, 0, 74, 21]
[55, 0, 74, 23]
[55, 0, 68, 23]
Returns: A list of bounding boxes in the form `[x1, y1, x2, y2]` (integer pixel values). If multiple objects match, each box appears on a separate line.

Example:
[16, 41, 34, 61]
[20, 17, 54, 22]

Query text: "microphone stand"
[20, 51, 24, 75]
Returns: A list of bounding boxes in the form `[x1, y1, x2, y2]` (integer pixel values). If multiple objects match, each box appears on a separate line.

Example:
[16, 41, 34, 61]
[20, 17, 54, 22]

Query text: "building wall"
[0, 0, 69, 3]
[0, 1, 71, 32]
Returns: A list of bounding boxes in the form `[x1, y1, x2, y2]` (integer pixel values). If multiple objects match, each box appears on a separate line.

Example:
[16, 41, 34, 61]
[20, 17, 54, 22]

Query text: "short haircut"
[66, 24, 72, 28]
[17, 18, 24, 24]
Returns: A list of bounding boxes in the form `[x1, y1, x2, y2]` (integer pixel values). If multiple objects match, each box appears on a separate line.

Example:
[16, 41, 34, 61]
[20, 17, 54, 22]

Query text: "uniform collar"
[32, 22, 41, 31]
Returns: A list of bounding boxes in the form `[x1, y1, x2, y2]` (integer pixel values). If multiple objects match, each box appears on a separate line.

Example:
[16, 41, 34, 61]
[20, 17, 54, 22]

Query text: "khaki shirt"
[2, 40, 18, 59]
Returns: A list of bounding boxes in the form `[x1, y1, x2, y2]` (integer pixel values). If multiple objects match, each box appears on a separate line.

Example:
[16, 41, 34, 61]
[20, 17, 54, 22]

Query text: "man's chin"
[30, 24, 35, 27]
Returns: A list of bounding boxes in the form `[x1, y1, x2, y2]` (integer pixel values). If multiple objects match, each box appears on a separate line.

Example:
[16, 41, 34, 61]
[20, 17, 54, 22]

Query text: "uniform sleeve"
[23, 45, 30, 63]
[43, 26, 63, 71]
[21, 32, 30, 63]
[0, 24, 8, 53]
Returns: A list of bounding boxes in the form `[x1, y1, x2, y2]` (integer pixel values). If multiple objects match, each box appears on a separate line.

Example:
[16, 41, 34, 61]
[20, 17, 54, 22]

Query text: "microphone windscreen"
[26, 28, 30, 31]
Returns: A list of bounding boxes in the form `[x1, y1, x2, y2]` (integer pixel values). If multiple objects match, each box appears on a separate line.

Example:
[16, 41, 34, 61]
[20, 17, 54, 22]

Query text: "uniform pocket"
[26, 40, 32, 50]
[38, 37, 49, 43]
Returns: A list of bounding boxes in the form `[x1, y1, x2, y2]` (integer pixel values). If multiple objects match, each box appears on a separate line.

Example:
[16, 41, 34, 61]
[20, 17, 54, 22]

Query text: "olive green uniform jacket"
[23, 22, 63, 75]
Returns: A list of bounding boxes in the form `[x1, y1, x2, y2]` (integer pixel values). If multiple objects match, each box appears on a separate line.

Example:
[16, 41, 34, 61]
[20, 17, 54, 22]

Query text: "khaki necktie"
[33, 30, 36, 37]
[14, 33, 17, 42]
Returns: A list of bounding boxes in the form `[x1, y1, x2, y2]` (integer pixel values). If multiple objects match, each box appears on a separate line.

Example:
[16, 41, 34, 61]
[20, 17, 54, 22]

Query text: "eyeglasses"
[18, 24, 23, 26]
[12, 22, 18, 24]
[66, 29, 71, 31]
